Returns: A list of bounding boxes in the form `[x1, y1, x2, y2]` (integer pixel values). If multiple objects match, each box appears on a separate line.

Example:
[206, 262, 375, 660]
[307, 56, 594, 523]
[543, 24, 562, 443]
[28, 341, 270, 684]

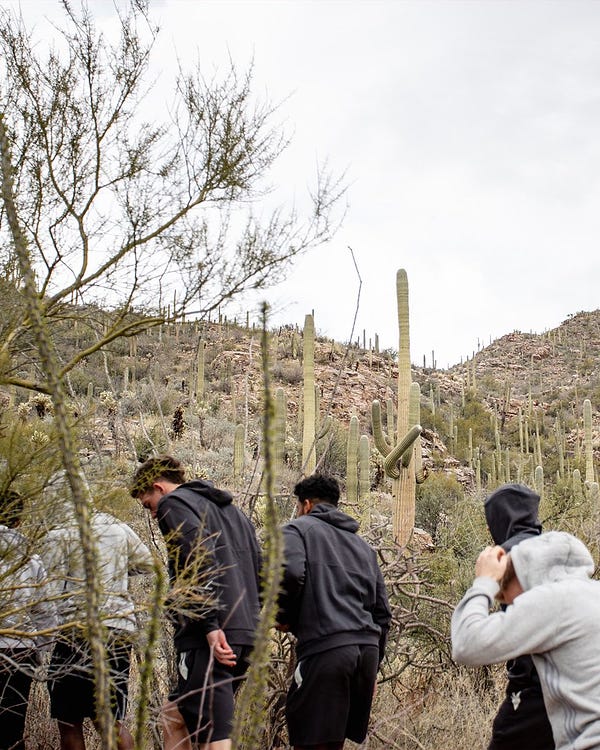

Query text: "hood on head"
[484, 483, 542, 550]
[510, 531, 594, 591]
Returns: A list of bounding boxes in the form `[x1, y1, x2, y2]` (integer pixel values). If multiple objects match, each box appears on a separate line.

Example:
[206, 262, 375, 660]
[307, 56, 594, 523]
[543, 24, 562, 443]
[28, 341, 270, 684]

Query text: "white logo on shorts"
[510, 691, 522, 711]
[293, 661, 303, 688]
[179, 652, 189, 681]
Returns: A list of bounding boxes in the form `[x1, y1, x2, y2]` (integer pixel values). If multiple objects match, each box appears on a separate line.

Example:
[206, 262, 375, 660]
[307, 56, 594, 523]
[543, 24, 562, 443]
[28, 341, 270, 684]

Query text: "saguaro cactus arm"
[383, 425, 422, 479]
[372, 399, 392, 456]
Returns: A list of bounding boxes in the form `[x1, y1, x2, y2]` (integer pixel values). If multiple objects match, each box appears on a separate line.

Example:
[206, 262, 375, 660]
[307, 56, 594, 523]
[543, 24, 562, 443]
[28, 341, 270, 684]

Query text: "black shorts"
[0, 648, 36, 748]
[171, 643, 252, 743]
[488, 684, 555, 750]
[286, 644, 379, 745]
[49, 632, 132, 723]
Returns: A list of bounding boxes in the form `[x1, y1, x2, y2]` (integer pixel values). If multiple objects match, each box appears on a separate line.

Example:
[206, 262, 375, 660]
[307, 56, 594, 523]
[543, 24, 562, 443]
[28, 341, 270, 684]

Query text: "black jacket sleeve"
[158, 495, 220, 634]
[277, 525, 306, 628]
[373, 563, 392, 664]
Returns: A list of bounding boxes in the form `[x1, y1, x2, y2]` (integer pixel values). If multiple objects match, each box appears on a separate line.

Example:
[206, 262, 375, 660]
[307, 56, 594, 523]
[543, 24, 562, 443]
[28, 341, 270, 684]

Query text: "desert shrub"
[415, 472, 465, 539]
[433, 489, 490, 582]
[315, 418, 348, 477]
[271, 360, 303, 385]
[189, 447, 236, 486]
[459, 394, 495, 440]
[201, 414, 236, 450]
[369, 665, 503, 749]
[131, 418, 169, 462]
[539, 477, 600, 558]
[66, 364, 98, 396]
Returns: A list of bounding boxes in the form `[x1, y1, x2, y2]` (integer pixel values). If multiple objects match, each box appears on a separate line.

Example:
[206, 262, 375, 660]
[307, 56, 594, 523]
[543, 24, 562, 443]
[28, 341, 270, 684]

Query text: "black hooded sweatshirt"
[157, 479, 261, 651]
[484, 483, 543, 689]
[278, 503, 391, 662]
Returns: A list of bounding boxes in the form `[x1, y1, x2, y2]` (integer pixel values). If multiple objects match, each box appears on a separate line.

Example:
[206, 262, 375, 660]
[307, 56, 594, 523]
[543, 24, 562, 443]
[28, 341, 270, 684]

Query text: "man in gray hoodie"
[0, 490, 57, 750]
[452, 530, 600, 750]
[42, 478, 154, 750]
[483, 484, 554, 749]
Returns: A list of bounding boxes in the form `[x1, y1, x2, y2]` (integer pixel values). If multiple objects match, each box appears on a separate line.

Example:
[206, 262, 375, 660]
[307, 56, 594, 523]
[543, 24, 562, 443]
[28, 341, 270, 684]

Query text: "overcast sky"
[12, 0, 600, 368]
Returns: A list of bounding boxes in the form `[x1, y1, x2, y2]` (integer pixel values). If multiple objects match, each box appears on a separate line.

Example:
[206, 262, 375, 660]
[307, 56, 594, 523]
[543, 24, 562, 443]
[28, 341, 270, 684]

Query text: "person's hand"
[475, 545, 507, 582]
[206, 629, 237, 667]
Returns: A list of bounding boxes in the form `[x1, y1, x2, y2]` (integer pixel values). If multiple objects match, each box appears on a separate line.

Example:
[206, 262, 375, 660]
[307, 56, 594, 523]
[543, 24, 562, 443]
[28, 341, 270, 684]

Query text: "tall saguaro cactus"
[274, 387, 287, 479]
[584, 399, 595, 484]
[372, 269, 422, 544]
[347, 415, 360, 504]
[195, 340, 205, 404]
[302, 313, 316, 475]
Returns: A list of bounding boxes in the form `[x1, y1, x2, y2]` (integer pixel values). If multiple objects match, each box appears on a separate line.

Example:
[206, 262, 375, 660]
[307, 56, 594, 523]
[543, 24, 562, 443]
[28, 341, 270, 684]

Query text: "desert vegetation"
[1, 3, 600, 749]
[2, 296, 600, 748]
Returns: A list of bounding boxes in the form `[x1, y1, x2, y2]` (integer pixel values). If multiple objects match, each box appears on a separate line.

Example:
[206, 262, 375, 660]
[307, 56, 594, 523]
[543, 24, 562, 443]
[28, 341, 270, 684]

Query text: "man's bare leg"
[90, 717, 134, 750]
[161, 700, 193, 750]
[199, 741, 231, 750]
[116, 720, 134, 750]
[57, 721, 86, 750]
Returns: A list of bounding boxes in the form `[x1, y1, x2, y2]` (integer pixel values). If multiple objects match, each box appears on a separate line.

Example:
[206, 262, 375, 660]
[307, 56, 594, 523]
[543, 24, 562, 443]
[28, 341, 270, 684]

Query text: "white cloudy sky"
[10, 0, 600, 368]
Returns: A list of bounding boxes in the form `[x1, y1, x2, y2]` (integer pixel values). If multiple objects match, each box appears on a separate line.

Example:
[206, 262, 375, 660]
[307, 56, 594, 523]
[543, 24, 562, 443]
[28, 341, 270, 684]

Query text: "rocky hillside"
[69, 306, 599, 494]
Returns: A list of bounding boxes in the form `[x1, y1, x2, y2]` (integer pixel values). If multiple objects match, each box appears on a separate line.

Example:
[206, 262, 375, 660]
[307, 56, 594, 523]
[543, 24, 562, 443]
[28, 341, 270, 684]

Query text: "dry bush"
[367, 665, 503, 749]
[271, 360, 303, 385]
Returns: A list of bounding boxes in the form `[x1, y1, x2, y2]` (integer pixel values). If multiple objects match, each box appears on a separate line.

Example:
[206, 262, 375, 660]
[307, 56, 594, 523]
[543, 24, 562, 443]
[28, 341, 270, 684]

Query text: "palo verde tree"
[0, 1, 343, 395]
[0, 3, 342, 748]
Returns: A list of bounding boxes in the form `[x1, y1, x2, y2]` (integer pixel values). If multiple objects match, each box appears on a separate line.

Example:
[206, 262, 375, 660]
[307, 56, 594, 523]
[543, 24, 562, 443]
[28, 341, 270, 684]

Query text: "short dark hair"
[0, 489, 24, 528]
[130, 455, 186, 498]
[294, 474, 340, 506]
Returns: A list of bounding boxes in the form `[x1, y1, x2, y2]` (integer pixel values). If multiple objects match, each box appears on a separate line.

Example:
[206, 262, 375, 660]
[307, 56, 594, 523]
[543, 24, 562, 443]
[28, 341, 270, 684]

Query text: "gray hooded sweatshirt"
[452, 531, 600, 750]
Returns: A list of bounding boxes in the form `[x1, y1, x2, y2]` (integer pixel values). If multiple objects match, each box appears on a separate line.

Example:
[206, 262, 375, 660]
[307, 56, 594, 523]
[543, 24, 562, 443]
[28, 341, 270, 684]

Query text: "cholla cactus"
[32, 393, 54, 419]
[30, 430, 50, 446]
[17, 402, 31, 422]
[98, 391, 117, 416]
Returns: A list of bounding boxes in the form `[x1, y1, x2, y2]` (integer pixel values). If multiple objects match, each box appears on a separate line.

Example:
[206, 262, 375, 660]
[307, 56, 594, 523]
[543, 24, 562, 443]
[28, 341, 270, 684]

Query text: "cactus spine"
[371, 269, 422, 544]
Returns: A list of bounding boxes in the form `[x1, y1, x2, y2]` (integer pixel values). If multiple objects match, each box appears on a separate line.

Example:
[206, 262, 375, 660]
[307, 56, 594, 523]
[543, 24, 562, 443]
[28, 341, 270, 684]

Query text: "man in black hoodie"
[483, 483, 555, 750]
[131, 456, 261, 750]
[277, 474, 391, 750]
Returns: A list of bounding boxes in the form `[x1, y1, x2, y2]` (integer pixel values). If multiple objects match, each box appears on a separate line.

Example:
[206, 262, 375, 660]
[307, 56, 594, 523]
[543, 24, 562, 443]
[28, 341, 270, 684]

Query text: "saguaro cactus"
[302, 313, 316, 475]
[584, 399, 595, 484]
[233, 423, 245, 479]
[372, 269, 422, 544]
[196, 340, 205, 404]
[347, 415, 359, 504]
[274, 387, 287, 478]
[358, 434, 370, 498]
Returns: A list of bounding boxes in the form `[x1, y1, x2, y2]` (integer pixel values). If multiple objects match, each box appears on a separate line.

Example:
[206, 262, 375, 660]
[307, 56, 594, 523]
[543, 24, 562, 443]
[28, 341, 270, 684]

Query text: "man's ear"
[152, 480, 167, 495]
